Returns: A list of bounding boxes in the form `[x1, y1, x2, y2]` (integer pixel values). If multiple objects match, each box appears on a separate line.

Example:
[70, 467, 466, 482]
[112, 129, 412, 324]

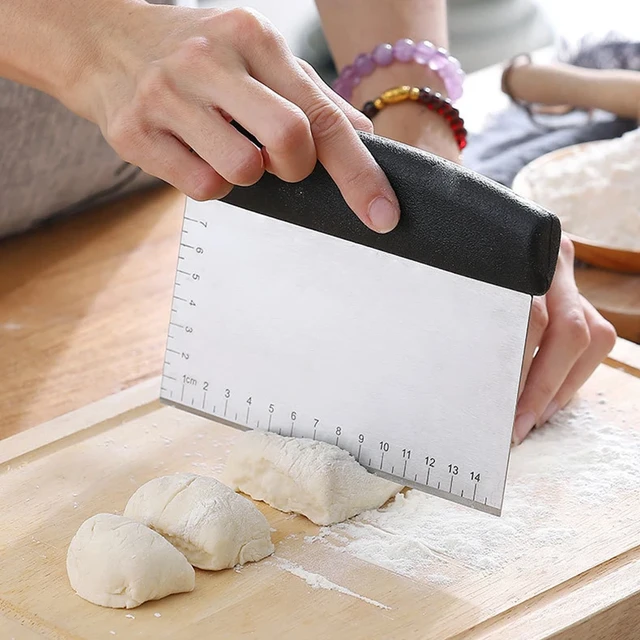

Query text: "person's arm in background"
[316, 0, 460, 162]
[317, 0, 617, 443]
[507, 62, 640, 120]
[0, 0, 400, 232]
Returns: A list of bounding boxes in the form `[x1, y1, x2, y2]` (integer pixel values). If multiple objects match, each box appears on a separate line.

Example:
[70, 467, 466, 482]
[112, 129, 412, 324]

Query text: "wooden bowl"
[512, 142, 640, 274]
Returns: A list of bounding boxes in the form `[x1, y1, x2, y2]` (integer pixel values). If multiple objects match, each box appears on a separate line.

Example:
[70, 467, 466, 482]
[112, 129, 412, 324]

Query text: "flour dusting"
[307, 401, 640, 581]
[523, 128, 640, 249]
[273, 558, 390, 609]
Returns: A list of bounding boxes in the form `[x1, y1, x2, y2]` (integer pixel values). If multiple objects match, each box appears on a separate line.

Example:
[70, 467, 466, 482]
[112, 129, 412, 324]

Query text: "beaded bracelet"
[362, 86, 467, 151]
[333, 39, 464, 103]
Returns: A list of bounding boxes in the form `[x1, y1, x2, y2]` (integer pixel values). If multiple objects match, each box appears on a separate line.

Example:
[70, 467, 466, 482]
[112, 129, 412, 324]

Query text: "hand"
[513, 235, 617, 444]
[67, 4, 400, 232]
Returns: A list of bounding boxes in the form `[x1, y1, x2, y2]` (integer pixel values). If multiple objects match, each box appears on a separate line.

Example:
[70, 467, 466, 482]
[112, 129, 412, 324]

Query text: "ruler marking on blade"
[160, 200, 520, 516]
[178, 256, 185, 260]
[290, 422, 295, 437]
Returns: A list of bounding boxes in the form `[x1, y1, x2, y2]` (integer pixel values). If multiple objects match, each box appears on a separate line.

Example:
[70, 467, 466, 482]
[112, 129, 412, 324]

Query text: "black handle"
[222, 130, 561, 296]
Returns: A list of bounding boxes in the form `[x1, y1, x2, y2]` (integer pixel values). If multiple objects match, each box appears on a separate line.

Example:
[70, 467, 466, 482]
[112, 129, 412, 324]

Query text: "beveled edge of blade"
[160, 397, 502, 517]
[368, 468, 501, 517]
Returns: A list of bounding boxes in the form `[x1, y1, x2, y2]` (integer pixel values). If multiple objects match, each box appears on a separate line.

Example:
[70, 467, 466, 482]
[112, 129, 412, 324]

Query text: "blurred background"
[179, 0, 640, 75]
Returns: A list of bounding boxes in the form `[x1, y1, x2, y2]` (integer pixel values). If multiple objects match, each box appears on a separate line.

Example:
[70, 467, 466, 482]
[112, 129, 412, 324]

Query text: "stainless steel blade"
[160, 198, 532, 515]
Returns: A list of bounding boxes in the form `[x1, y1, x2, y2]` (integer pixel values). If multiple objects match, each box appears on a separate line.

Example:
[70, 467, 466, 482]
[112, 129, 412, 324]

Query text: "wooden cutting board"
[1, 341, 639, 640]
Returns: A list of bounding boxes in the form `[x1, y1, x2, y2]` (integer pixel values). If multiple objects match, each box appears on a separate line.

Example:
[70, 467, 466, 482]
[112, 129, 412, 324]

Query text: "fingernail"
[367, 197, 400, 233]
[540, 401, 559, 426]
[513, 411, 536, 445]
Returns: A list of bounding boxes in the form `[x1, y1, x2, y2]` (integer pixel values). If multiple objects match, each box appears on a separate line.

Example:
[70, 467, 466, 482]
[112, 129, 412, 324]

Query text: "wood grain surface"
[0, 358, 639, 639]
[0, 187, 183, 439]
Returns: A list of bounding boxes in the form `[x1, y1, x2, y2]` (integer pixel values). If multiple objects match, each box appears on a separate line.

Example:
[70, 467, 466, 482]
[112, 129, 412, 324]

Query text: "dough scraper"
[160, 131, 561, 516]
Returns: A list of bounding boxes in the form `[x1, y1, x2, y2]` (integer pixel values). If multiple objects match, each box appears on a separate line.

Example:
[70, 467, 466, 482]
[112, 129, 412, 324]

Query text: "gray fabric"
[464, 108, 638, 188]
[0, 0, 175, 238]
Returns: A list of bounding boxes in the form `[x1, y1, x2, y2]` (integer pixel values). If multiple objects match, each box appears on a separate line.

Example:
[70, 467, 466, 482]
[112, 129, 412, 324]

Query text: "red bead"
[362, 101, 378, 119]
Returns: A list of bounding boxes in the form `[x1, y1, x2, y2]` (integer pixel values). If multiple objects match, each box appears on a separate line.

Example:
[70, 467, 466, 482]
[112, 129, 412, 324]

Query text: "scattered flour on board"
[306, 401, 640, 582]
[523, 128, 640, 249]
[273, 558, 390, 610]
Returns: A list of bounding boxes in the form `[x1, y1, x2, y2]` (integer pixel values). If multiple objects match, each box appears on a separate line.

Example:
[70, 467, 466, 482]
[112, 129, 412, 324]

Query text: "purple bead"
[332, 79, 352, 101]
[354, 53, 375, 76]
[413, 40, 436, 65]
[428, 49, 449, 71]
[447, 55, 461, 71]
[446, 78, 463, 102]
[372, 43, 394, 66]
[342, 64, 361, 87]
[393, 38, 415, 62]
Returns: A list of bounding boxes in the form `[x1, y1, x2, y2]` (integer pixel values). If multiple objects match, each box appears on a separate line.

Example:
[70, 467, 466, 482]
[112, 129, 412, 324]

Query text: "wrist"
[352, 67, 461, 163]
[54, 0, 149, 119]
[374, 102, 461, 163]
[352, 63, 448, 108]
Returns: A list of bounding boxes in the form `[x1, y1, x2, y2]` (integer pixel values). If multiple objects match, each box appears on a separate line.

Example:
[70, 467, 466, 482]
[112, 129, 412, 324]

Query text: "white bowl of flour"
[512, 128, 640, 273]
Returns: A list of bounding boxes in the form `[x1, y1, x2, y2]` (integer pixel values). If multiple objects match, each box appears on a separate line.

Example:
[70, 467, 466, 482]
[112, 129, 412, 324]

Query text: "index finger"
[249, 53, 400, 232]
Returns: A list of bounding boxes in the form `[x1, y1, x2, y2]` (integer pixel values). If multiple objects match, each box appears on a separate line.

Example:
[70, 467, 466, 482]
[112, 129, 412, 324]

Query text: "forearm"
[509, 63, 640, 120]
[0, 0, 143, 111]
[316, 0, 459, 161]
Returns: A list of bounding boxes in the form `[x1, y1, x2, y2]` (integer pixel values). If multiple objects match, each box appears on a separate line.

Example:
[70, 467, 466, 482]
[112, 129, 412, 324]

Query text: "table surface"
[1, 59, 639, 441]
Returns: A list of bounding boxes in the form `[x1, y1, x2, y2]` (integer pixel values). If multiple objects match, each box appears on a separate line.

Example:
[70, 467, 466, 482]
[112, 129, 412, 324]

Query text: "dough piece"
[66, 513, 194, 609]
[223, 430, 402, 526]
[124, 474, 274, 570]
